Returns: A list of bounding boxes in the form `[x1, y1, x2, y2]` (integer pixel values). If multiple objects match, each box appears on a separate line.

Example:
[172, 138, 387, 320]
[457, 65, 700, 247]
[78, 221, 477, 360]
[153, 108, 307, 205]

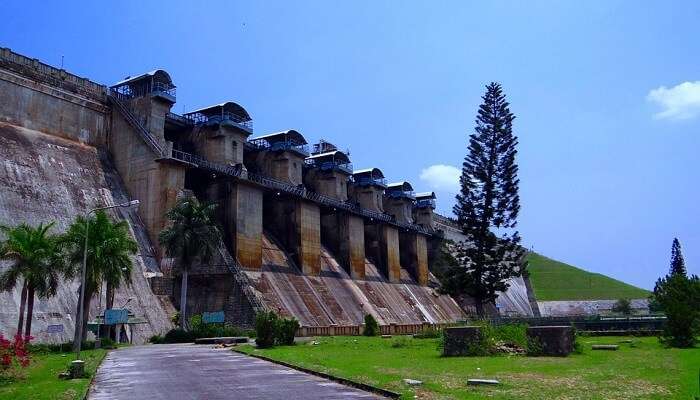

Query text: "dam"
[0, 47, 531, 342]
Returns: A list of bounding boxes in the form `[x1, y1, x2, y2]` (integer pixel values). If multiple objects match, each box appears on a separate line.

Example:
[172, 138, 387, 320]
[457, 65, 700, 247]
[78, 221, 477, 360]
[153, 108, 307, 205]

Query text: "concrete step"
[194, 337, 250, 345]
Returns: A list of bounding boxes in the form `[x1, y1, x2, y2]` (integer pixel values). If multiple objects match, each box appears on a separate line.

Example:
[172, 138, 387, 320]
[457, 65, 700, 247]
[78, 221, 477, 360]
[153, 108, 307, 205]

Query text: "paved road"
[88, 344, 382, 399]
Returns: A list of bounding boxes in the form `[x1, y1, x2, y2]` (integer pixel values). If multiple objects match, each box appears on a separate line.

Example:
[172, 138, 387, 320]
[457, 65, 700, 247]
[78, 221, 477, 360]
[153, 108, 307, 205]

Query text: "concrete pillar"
[130, 96, 172, 148]
[384, 197, 414, 225]
[305, 169, 350, 201]
[399, 232, 429, 286]
[321, 213, 365, 279]
[251, 150, 305, 186]
[134, 161, 187, 256]
[365, 223, 401, 282]
[266, 198, 321, 275]
[228, 183, 263, 269]
[348, 185, 384, 212]
[413, 206, 434, 228]
[296, 200, 321, 275]
[196, 125, 249, 165]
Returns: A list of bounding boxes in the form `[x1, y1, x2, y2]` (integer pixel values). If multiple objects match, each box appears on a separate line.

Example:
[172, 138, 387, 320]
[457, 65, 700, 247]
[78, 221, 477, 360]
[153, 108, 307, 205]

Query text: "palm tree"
[159, 196, 221, 330]
[0, 222, 63, 338]
[61, 211, 136, 348]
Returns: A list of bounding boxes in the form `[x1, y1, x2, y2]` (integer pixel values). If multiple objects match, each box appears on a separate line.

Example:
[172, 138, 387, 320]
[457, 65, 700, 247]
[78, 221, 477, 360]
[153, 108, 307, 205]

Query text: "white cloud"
[419, 164, 460, 193]
[647, 81, 700, 120]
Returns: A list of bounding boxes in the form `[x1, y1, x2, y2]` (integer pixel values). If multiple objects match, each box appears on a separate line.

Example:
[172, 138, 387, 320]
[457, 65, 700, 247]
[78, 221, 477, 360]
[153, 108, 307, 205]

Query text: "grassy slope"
[239, 336, 700, 400]
[0, 348, 106, 400]
[527, 252, 651, 301]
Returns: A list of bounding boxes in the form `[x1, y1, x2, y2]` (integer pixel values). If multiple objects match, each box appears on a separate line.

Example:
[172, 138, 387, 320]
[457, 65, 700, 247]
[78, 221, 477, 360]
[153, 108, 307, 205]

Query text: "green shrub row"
[149, 313, 255, 344]
[439, 322, 584, 356]
[28, 338, 118, 354]
[255, 311, 300, 348]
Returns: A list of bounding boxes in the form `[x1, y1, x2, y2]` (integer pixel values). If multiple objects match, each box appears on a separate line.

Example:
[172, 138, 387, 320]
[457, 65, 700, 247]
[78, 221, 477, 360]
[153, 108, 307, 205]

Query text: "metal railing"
[354, 176, 388, 188]
[152, 81, 176, 99]
[248, 138, 310, 156]
[183, 111, 253, 133]
[166, 112, 194, 126]
[169, 149, 433, 235]
[0, 47, 106, 100]
[107, 93, 164, 156]
[217, 245, 267, 313]
[305, 160, 353, 175]
[107, 98, 434, 236]
[386, 190, 416, 200]
[110, 79, 176, 101]
[416, 198, 436, 209]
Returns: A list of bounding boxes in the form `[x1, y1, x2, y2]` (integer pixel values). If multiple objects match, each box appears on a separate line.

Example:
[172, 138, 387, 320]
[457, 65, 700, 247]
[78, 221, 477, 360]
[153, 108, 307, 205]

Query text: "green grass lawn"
[238, 336, 700, 400]
[527, 252, 651, 301]
[0, 348, 106, 400]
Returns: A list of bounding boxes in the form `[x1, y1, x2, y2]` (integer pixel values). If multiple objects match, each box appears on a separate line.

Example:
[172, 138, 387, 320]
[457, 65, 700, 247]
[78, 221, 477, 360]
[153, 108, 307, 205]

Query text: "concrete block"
[321, 213, 365, 279]
[399, 232, 429, 286]
[230, 183, 263, 269]
[69, 360, 85, 379]
[296, 201, 321, 275]
[467, 379, 499, 386]
[591, 344, 618, 350]
[442, 326, 484, 357]
[364, 223, 401, 282]
[526, 326, 575, 356]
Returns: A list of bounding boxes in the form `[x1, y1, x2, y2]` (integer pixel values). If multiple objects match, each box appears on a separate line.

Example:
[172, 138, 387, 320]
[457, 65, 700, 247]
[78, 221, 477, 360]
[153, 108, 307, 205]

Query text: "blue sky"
[1, 1, 698, 289]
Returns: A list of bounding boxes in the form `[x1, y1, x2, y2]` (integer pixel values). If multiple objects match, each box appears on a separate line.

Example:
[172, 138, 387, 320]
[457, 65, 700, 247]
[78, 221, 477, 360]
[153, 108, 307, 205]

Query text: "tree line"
[0, 212, 135, 348]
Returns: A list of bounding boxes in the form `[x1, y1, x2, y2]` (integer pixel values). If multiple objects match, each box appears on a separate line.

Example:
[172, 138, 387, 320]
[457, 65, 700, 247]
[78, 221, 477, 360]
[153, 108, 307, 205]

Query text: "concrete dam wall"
[245, 233, 463, 326]
[0, 123, 173, 343]
[0, 47, 535, 342]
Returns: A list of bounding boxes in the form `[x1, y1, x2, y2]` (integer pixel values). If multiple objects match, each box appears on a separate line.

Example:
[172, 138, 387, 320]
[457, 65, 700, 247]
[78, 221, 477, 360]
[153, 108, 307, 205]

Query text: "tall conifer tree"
[669, 238, 686, 276]
[442, 82, 525, 316]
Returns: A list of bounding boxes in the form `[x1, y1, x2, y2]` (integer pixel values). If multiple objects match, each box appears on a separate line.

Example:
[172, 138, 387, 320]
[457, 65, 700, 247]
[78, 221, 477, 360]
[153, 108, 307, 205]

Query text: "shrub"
[255, 311, 278, 348]
[526, 336, 543, 356]
[163, 329, 195, 343]
[99, 337, 117, 349]
[181, 313, 251, 340]
[0, 335, 30, 377]
[441, 327, 490, 356]
[440, 322, 531, 356]
[391, 336, 411, 348]
[28, 341, 95, 353]
[572, 329, 584, 355]
[414, 326, 441, 339]
[149, 335, 165, 344]
[276, 318, 299, 346]
[171, 312, 180, 326]
[489, 323, 528, 350]
[363, 314, 379, 336]
[613, 298, 632, 315]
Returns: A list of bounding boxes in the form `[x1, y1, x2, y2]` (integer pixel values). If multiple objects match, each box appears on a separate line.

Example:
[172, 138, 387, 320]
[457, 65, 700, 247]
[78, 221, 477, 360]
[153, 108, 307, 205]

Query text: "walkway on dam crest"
[88, 343, 382, 399]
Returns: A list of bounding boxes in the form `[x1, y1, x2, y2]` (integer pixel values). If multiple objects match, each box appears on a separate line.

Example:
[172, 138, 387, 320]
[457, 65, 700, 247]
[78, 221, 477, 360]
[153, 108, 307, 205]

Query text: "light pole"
[75, 199, 139, 361]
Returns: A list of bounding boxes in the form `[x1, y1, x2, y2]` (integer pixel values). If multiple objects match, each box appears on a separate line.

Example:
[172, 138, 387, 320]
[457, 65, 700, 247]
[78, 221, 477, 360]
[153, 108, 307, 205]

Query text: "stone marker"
[442, 326, 484, 357]
[467, 379, 499, 386]
[381, 335, 392, 339]
[402, 379, 423, 386]
[591, 344, 619, 351]
[526, 326, 574, 356]
[69, 360, 85, 379]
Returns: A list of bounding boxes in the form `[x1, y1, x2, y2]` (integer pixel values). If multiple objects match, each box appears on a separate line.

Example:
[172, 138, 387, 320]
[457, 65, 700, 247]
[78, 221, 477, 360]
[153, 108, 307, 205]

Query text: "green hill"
[526, 252, 650, 301]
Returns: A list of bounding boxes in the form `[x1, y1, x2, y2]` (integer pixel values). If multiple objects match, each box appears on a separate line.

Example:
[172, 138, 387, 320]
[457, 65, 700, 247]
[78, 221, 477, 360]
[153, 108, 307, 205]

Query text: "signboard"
[47, 324, 64, 334]
[202, 311, 225, 324]
[105, 309, 129, 325]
